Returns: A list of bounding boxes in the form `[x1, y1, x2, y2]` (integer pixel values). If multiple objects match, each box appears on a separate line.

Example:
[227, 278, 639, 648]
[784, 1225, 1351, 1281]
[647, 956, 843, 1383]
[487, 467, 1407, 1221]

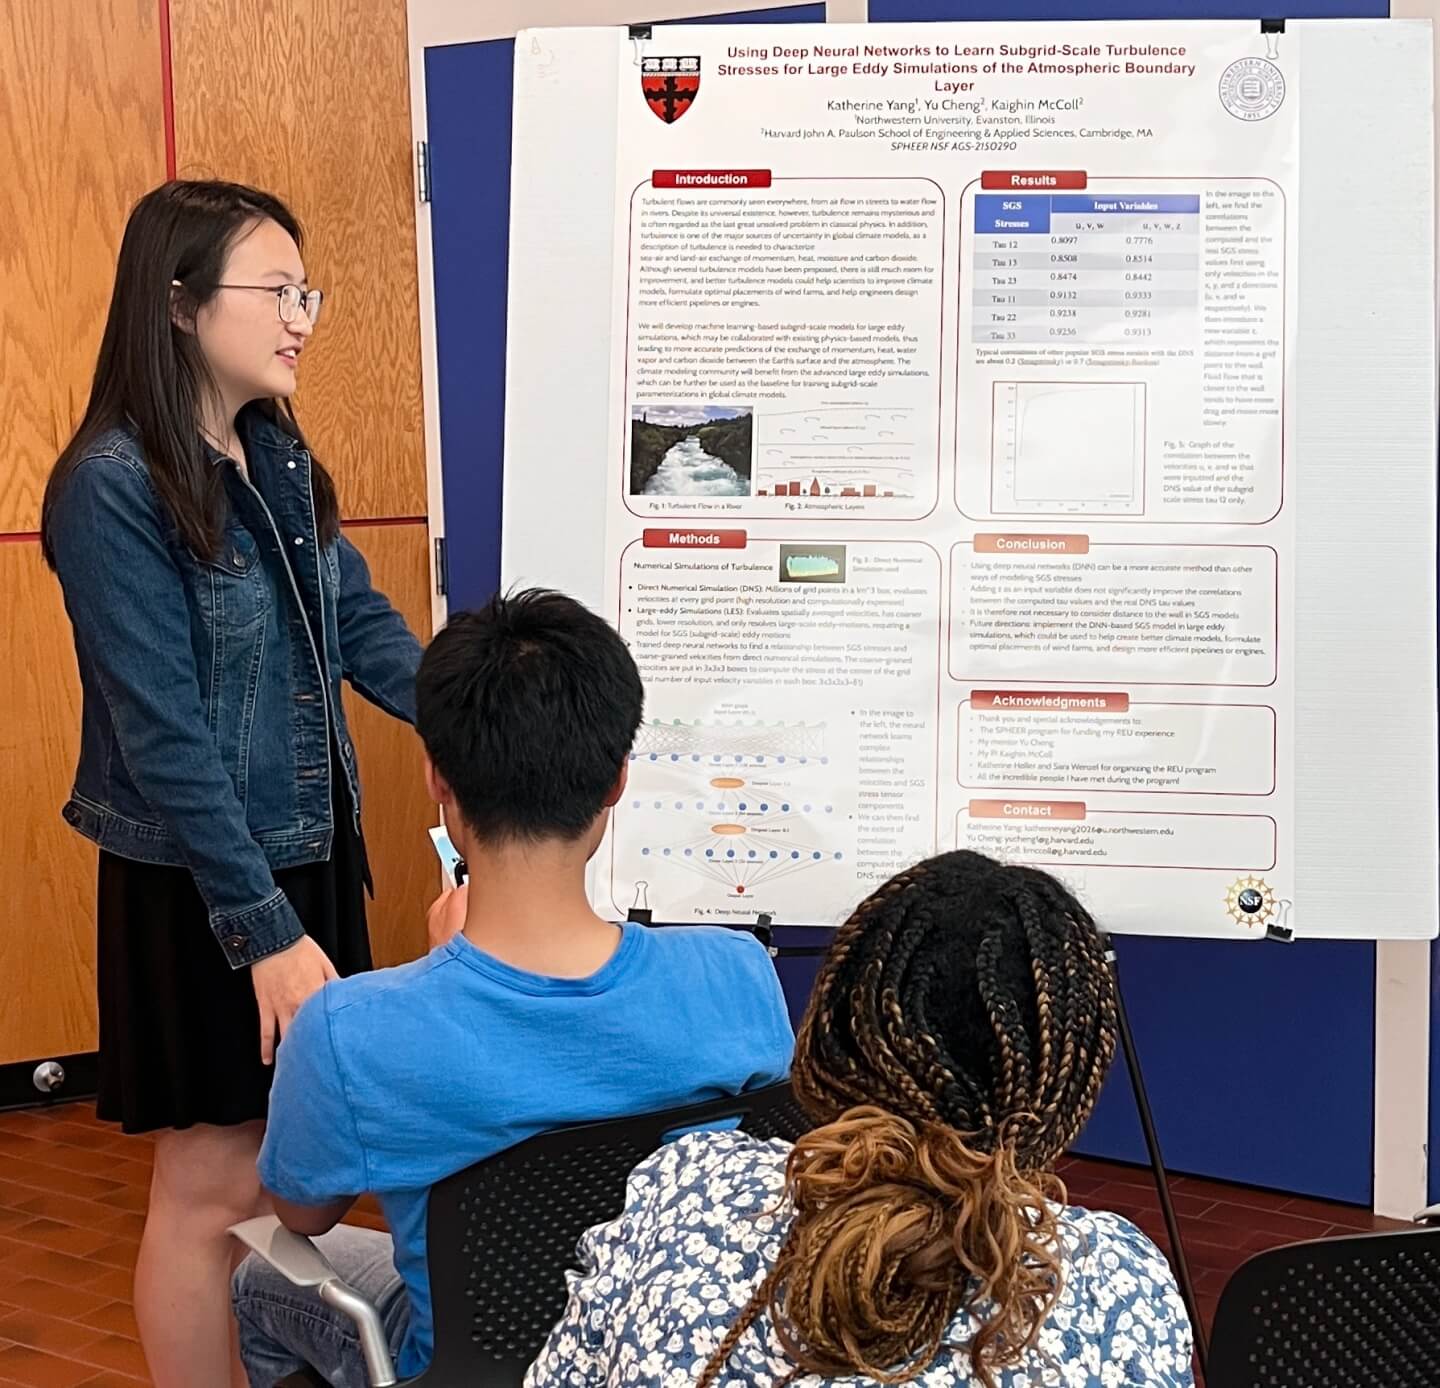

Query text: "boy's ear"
[424, 754, 452, 809]
[603, 759, 630, 809]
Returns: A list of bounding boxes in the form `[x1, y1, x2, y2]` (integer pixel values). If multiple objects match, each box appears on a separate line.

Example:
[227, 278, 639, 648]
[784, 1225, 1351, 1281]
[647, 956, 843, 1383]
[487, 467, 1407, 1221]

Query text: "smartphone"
[428, 825, 466, 888]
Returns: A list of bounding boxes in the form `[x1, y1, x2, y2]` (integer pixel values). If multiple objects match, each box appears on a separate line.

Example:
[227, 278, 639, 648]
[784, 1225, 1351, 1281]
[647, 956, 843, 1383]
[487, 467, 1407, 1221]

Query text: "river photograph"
[630, 404, 753, 496]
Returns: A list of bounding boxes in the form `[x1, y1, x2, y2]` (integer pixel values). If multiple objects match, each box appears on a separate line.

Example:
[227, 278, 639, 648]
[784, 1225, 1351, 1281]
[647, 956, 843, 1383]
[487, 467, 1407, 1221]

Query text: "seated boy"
[232, 589, 795, 1387]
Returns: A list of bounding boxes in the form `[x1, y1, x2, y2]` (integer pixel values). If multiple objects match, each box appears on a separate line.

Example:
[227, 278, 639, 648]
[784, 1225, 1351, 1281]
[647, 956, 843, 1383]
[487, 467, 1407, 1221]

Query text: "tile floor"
[1056, 1151, 1409, 1342]
[0, 1101, 1411, 1386]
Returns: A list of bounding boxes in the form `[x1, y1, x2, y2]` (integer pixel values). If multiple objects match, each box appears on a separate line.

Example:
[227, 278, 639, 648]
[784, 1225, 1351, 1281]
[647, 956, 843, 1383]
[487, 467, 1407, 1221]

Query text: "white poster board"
[501, 19, 1437, 941]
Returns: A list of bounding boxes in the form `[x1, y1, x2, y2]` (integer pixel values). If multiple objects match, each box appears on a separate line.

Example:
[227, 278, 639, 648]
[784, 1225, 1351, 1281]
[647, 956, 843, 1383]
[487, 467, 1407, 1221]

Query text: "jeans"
[233, 1225, 410, 1387]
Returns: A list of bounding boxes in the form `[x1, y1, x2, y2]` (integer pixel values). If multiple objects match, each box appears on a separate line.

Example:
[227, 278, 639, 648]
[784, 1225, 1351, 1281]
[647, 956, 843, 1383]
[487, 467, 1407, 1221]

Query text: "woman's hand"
[251, 937, 339, 1064]
[427, 882, 469, 950]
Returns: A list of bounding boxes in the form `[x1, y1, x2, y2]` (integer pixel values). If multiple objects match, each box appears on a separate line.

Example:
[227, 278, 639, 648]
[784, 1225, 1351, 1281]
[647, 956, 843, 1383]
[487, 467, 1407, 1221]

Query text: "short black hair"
[415, 589, 644, 842]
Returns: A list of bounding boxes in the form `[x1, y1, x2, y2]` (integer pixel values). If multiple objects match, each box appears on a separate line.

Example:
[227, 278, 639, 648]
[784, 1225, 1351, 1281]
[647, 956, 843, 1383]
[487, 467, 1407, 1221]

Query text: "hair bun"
[763, 1104, 1063, 1383]
[798, 1106, 929, 1185]
[787, 1108, 1005, 1291]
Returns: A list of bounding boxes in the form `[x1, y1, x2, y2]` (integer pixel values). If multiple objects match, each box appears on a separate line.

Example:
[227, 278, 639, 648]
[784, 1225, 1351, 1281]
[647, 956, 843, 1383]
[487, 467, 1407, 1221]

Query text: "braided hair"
[699, 850, 1117, 1388]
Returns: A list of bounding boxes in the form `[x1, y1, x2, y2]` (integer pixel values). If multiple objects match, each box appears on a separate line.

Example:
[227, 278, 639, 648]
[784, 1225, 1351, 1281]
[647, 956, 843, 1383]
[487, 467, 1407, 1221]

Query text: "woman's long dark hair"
[41, 180, 340, 565]
[701, 851, 1119, 1388]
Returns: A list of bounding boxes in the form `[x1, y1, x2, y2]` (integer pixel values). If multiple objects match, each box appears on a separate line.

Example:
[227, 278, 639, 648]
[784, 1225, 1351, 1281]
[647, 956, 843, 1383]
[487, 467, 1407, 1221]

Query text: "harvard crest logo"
[642, 56, 700, 124]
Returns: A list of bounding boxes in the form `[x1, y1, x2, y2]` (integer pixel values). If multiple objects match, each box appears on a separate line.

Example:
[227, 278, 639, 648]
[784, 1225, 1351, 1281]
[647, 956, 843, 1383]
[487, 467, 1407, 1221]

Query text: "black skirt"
[95, 785, 372, 1134]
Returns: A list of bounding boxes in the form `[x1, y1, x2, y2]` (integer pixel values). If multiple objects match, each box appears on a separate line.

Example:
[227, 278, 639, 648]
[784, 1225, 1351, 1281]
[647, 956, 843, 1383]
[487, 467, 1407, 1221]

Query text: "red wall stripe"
[158, 0, 177, 178]
[0, 519, 426, 544]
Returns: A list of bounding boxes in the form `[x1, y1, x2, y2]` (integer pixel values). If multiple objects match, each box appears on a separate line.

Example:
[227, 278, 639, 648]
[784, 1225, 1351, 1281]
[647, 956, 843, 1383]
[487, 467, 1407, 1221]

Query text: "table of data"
[971, 192, 1200, 346]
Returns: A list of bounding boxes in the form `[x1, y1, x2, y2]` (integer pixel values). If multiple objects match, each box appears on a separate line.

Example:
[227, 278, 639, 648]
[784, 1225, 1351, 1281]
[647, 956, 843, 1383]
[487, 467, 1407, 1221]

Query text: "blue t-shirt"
[258, 924, 795, 1379]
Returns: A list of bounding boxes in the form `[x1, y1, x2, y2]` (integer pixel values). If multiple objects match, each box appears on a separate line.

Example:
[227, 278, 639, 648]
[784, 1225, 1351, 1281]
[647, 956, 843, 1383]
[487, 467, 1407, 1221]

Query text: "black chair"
[1208, 1226, 1440, 1387]
[233, 1081, 810, 1387]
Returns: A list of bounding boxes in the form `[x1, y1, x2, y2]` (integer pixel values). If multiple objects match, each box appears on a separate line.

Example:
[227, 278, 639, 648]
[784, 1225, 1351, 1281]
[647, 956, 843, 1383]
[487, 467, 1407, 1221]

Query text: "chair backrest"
[1208, 1226, 1440, 1387]
[419, 1082, 810, 1387]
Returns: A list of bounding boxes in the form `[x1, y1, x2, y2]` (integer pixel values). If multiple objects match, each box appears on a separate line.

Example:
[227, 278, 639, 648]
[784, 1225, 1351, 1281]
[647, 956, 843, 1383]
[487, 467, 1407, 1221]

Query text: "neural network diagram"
[620, 718, 845, 898]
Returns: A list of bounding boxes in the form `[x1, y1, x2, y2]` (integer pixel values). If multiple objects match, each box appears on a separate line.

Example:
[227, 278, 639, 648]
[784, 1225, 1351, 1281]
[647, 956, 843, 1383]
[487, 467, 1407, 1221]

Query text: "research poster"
[597, 22, 1296, 938]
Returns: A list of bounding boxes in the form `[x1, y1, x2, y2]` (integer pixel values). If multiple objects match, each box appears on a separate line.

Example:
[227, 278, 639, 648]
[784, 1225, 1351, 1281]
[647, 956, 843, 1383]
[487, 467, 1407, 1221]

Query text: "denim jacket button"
[226, 934, 245, 951]
[293, 536, 305, 547]
[287, 460, 297, 470]
[232, 553, 244, 569]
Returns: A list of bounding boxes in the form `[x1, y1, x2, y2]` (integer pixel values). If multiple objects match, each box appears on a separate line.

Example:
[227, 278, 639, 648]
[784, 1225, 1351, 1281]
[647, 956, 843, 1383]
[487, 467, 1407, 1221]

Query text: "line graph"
[991, 380, 1145, 516]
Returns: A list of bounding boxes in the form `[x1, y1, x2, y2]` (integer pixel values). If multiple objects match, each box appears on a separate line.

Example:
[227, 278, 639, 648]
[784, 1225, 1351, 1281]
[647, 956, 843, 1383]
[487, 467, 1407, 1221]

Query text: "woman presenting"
[42, 180, 424, 1385]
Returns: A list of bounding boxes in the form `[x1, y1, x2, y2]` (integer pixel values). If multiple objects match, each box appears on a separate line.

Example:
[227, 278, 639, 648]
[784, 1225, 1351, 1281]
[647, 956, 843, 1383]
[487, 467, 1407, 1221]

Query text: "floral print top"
[527, 1131, 1194, 1388]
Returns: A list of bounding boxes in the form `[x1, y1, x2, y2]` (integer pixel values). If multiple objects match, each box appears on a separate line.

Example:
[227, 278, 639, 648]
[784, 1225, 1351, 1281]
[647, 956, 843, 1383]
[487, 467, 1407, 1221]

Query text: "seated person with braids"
[528, 850, 1193, 1388]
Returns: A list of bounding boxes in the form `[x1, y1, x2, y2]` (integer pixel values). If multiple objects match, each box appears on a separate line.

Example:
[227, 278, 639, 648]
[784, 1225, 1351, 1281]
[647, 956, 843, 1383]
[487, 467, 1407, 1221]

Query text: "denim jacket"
[48, 412, 424, 968]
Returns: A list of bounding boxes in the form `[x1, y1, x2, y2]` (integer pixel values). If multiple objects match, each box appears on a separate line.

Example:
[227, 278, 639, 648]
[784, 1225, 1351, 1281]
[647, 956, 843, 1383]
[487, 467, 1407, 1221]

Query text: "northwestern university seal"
[1219, 57, 1286, 122]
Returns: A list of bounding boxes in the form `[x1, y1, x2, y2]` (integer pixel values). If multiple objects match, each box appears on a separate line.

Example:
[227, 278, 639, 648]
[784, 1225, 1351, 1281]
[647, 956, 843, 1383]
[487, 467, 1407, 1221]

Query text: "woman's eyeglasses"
[213, 283, 325, 325]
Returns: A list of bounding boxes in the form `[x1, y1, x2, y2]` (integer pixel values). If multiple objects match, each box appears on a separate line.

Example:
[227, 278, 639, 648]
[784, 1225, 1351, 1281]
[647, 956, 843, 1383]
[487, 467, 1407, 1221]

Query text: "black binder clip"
[627, 880, 653, 925]
[753, 912, 776, 956]
[1265, 899, 1295, 943]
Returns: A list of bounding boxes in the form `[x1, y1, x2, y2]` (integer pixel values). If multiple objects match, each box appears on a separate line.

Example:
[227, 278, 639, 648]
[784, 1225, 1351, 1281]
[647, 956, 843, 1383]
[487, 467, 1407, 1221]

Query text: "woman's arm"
[334, 535, 423, 724]
[49, 454, 305, 970]
[1086, 1212, 1196, 1387]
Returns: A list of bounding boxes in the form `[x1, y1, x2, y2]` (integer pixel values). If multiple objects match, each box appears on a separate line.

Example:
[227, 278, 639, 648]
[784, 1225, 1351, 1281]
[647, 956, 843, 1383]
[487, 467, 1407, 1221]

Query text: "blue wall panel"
[671, 4, 827, 21]
[1075, 937, 1375, 1202]
[770, 929, 1377, 1204]
[868, 1, 1386, 19]
[1432, 942, 1440, 1203]
[427, 38, 515, 612]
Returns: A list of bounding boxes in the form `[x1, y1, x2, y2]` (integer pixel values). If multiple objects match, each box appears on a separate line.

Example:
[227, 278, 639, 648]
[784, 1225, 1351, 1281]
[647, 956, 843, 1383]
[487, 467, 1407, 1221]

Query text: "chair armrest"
[232, 1216, 347, 1287]
[1414, 1204, 1440, 1226]
[231, 1217, 399, 1387]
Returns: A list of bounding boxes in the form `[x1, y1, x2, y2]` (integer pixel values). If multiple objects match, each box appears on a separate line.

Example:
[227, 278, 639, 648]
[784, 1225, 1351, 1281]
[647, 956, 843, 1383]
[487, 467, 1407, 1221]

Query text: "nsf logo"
[1226, 876, 1278, 927]
[1219, 57, 1286, 122]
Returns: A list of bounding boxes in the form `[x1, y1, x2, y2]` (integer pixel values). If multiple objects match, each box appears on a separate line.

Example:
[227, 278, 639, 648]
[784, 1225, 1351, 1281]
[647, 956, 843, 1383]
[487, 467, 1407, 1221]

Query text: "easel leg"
[1108, 943, 1210, 1377]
